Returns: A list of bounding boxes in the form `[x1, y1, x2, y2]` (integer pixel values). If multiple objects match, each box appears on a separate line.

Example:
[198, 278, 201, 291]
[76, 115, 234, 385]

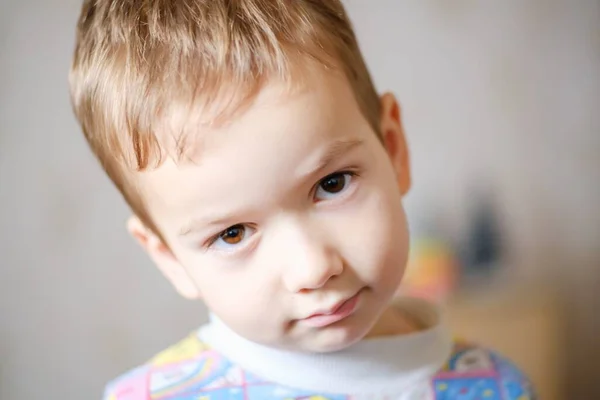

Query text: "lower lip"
[301, 292, 361, 328]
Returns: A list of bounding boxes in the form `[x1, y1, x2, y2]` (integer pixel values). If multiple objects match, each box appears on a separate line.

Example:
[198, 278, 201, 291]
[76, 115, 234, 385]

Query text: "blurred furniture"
[445, 283, 565, 400]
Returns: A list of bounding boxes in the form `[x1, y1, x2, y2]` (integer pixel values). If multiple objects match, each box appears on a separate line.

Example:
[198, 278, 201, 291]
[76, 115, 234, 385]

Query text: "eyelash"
[205, 224, 257, 252]
[312, 170, 358, 203]
[205, 169, 360, 251]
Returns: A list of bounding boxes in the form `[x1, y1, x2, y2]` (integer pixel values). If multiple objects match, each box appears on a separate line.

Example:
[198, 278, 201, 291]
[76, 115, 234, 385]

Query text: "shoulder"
[431, 339, 538, 399]
[102, 331, 216, 400]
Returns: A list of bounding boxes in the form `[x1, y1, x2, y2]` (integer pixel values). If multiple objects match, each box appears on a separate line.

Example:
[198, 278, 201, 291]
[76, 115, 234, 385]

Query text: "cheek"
[180, 254, 283, 331]
[339, 180, 409, 284]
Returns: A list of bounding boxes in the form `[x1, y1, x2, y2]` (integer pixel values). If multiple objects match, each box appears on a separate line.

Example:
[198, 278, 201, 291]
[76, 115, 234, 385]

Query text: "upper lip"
[303, 291, 359, 319]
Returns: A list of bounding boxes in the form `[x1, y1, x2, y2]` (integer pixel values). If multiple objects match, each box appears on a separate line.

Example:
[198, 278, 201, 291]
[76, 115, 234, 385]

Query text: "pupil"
[222, 225, 243, 244]
[322, 174, 345, 193]
[227, 228, 239, 236]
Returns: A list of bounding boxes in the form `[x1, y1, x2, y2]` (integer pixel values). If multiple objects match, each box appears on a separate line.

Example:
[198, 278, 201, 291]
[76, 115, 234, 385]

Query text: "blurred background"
[0, 0, 598, 399]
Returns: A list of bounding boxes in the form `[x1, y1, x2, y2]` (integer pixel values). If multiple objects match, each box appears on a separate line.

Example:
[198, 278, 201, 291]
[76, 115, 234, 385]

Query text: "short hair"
[69, 0, 381, 236]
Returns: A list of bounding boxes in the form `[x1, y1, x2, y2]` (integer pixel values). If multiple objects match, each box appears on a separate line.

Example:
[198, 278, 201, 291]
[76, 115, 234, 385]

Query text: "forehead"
[137, 70, 376, 226]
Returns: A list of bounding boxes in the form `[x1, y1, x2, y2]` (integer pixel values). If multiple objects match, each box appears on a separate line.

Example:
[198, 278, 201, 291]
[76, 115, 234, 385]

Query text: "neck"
[366, 304, 423, 338]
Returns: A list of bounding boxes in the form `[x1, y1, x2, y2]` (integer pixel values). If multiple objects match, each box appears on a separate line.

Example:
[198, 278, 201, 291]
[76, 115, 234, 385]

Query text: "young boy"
[69, 1, 536, 399]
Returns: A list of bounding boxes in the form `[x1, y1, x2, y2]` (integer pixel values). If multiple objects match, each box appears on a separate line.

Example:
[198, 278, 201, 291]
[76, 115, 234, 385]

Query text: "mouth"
[300, 290, 362, 328]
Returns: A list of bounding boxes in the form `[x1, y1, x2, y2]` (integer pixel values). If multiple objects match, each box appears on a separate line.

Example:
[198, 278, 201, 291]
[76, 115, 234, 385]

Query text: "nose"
[280, 221, 344, 293]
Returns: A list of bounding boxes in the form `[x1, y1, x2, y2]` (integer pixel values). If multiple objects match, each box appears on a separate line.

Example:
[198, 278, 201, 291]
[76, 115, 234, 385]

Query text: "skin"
[128, 67, 415, 353]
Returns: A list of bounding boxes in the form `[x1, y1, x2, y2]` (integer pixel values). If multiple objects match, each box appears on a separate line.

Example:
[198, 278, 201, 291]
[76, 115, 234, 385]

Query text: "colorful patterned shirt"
[103, 333, 536, 399]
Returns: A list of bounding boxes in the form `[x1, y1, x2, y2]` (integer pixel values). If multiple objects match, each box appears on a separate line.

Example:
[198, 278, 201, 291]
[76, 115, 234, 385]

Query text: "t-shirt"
[102, 298, 536, 399]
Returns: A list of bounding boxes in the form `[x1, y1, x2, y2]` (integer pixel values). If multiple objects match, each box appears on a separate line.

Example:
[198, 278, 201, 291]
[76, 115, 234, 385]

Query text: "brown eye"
[220, 225, 245, 245]
[319, 173, 346, 194]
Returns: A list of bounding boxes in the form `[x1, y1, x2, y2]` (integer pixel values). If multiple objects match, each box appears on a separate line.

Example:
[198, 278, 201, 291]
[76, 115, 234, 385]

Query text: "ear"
[127, 216, 201, 300]
[380, 92, 411, 196]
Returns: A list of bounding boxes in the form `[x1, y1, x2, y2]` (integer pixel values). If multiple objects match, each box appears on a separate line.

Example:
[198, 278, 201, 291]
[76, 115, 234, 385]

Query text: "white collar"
[198, 297, 453, 396]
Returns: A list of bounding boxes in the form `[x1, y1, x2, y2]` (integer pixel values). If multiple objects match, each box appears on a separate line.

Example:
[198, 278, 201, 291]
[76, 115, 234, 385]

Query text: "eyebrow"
[178, 138, 365, 238]
[179, 215, 236, 237]
[296, 138, 365, 179]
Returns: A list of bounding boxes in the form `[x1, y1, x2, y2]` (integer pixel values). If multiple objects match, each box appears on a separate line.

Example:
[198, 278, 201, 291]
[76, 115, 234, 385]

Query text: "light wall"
[1, 1, 598, 398]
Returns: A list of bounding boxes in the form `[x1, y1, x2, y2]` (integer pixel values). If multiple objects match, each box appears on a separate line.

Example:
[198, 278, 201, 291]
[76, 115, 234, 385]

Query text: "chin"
[302, 316, 373, 353]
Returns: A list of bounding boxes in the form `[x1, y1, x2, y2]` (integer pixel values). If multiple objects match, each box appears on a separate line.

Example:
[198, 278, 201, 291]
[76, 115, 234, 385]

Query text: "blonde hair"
[69, 0, 381, 234]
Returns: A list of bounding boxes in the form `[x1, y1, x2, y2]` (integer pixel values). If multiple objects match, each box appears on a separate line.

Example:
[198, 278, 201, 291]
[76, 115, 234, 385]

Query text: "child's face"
[131, 69, 411, 353]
